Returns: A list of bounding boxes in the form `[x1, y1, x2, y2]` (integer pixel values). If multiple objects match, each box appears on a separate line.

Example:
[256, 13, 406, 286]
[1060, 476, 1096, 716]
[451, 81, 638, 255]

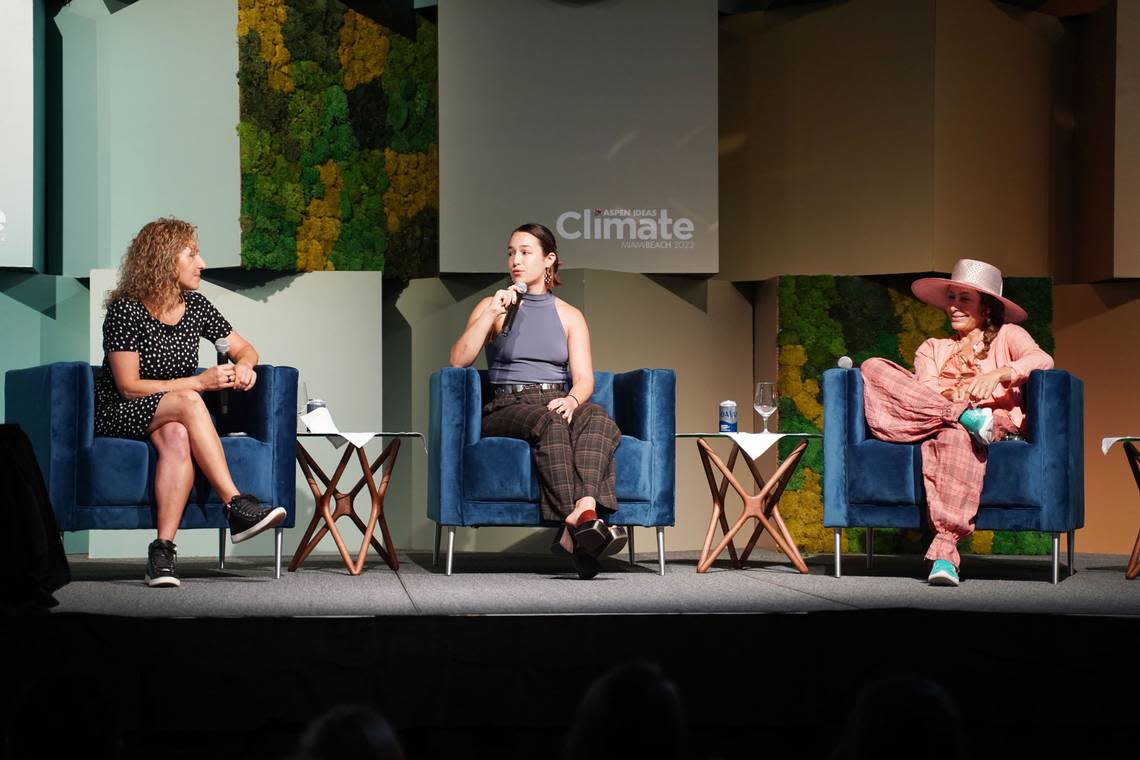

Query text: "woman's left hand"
[233, 363, 258, 391]
[547, 395, 579, 423]
[967, 368, 1011, 402]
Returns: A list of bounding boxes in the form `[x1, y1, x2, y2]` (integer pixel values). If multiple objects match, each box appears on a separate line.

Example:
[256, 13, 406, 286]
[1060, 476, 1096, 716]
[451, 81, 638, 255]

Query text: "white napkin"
[1101, 436, 1140, 455]
[299, 407, 377, 449]
[726, 432, 784, 460]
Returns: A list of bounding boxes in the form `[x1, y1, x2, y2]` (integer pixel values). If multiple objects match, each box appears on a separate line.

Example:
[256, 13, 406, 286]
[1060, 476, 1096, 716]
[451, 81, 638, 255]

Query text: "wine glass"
[754, 382, 777, 433]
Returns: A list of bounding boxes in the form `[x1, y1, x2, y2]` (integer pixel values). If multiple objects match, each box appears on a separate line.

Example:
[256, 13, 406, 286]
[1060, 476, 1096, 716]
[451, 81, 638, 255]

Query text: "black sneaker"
[145, 539, 180, 588]
[225, 494, 286, 544]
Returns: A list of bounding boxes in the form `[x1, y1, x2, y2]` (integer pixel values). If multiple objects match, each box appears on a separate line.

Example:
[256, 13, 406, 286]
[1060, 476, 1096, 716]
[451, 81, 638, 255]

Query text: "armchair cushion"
[79, 437, 150, 506]
[846, 439, 923, 506]
[463, 437, 538, 502]
[614, 435, 652, 502]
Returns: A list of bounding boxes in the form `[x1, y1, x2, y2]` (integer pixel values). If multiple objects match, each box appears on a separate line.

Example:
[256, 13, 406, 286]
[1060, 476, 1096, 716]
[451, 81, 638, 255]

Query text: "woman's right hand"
[941, 384, 971, 403]
[197, 364, 236, 392]
[483, 287, 519, 319]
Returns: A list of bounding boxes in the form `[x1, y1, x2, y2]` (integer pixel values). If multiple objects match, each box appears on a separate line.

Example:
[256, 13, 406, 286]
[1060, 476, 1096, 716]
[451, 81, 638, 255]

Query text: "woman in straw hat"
[859, 259, 1054, 587]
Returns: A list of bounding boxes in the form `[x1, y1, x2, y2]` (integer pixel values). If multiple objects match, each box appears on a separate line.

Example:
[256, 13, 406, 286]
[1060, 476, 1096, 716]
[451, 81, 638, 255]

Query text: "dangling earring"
[544, 267, 553, 287]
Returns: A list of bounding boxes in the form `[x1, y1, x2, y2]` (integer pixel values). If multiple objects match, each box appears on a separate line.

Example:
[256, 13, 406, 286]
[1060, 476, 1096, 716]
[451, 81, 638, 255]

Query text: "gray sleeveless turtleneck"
[485, 292, 570, 385]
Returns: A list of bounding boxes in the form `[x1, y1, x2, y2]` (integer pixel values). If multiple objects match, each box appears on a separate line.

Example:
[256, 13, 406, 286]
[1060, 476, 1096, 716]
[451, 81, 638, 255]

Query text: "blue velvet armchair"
[4, 362, 298, 576]
[428, 368, 676, 575]
[822, 367, 1083, 583]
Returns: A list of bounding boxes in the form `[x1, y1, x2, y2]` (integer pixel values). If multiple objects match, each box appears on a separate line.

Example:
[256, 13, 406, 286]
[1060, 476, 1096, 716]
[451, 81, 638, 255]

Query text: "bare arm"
[449, 289, 519, 367]
[224, 330, 260, 391]
[547, 302, 594, 421]
[107, 352, 230, 399]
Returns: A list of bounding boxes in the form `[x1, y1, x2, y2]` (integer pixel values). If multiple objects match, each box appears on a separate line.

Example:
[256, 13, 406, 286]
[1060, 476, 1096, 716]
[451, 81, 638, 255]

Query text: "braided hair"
[975, 294, 1005, 360]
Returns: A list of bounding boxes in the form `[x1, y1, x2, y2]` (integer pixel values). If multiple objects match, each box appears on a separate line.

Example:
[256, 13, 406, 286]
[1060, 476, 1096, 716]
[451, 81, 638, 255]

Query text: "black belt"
[493, 382, 567, 397]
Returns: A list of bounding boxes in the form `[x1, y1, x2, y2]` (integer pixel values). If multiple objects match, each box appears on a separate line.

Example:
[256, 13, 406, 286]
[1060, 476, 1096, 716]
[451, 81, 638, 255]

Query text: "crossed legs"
[148, 389, 240, 541]
[482, 391, 621, 554]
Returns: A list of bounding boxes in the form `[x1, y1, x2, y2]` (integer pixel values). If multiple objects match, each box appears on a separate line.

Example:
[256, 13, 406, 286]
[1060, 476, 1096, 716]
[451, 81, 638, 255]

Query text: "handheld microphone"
[837, 356, 854, 369]
[499, 281, 528, 337]
[215, 337, 230, 416]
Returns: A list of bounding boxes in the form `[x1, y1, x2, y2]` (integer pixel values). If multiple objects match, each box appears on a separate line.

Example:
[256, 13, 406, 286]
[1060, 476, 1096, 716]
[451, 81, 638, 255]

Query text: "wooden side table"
[290, 432, 424, 576]
[678, 433, 817, 574]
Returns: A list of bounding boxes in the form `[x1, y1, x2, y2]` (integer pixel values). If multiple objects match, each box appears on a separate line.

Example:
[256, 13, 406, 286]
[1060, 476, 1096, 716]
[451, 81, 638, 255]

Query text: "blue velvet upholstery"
[822, 367, 1084, 540]
[4, 362, 298, 536]
[428, 367, 676, 541]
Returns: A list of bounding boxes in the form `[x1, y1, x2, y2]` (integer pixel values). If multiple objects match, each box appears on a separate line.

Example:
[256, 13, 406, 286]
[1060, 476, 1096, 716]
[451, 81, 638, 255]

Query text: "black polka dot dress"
[95, 292, 232, 440]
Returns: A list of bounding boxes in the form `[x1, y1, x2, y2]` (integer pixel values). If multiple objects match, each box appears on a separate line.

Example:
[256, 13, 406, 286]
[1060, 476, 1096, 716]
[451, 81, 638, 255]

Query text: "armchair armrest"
[612, 368, 676, 513]
[429, 367, 483, 523]
[822, 367, 865, 526]
[5, 362, 91, 530]
[1021, 369, 1084, 529]
[233, 365, 298, 518]
[226, 365, 297, 443]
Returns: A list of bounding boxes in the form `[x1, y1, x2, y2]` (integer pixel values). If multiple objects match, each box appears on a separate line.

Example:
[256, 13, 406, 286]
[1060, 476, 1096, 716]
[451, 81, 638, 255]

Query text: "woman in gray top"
[450, 223, 625, 579]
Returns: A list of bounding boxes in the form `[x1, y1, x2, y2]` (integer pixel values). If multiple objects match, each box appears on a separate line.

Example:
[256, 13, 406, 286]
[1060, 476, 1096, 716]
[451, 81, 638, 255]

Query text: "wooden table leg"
[696, 440, 810, 574]
[290, 441, 357, 573]
[738, 446, 808, 571]
[697, 441, 742, 571]
[344, 438, 401, 573]
[1124, 443, 1140, 580]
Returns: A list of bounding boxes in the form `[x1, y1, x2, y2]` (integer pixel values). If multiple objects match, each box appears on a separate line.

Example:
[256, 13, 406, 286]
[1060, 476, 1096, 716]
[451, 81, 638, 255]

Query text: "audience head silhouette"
[562, 660, 689, 760]
[294, 704, 405, 760]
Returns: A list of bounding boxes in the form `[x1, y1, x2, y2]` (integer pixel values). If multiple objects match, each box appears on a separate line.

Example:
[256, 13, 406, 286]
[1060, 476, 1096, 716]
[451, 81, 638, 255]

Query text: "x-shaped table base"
[696, 438, 809, 574]
[290, 437, 400, 575]
[1124, 442, 1140, 580]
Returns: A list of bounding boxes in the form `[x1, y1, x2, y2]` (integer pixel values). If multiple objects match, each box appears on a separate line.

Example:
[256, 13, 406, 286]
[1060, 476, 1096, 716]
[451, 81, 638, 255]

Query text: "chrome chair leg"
[433, 522, 441, 567]
[628, 527, 636, 566]
[218, 528, 226, 570]
[1051, 533, 1060, 585]
[656, 527, 665, 576]
[866, 527, 874, 569]
[446, 526, 456, 576]
[274, 527, 283, 579]
[834, 529, 842, 578]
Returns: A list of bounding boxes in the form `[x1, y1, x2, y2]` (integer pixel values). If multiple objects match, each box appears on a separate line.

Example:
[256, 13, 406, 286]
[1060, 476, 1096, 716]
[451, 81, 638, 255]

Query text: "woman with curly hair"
[97, 217, 284, 587]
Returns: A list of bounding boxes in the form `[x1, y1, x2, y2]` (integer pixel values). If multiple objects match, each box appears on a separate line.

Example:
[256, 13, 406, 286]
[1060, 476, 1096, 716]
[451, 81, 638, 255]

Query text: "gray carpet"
[51, 548, 1140, 618]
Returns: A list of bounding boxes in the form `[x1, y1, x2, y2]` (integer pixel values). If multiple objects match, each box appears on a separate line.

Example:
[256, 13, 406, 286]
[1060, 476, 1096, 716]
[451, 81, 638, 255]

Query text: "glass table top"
[675, 432, 821, 439]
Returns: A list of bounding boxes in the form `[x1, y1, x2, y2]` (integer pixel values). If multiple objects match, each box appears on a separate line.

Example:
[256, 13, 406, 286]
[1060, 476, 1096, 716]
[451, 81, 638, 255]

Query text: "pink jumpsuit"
[860, 323, 1054, 566]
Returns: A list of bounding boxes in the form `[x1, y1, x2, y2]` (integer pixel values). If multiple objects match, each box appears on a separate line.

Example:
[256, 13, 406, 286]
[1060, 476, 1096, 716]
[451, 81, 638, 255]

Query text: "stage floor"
[10, 548, 1140, 760]
[52, 547, 1140, 618]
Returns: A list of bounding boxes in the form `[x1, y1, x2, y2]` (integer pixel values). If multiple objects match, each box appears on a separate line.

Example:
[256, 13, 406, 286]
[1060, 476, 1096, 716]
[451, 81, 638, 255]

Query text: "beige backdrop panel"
[1115, 1, 1140, 278]
[86, 269, 383, 560]
[718, 0, 936, 281]
[932, 0, 1057, 276]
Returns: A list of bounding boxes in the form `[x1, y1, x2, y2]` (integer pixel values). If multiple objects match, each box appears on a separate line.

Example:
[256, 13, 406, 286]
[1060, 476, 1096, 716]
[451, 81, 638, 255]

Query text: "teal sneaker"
[928, 559, 960, 586]
[958, 407, 993, 446]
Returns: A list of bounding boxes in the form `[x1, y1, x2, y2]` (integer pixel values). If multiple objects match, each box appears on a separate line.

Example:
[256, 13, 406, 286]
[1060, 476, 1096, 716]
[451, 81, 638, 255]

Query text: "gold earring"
[545, 268, 553, 286]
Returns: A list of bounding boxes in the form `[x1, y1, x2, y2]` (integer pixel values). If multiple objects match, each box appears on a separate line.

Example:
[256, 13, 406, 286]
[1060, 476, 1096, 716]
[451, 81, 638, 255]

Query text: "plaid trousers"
[860, 358, 984, 566]
[482, 387, 621, 522]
